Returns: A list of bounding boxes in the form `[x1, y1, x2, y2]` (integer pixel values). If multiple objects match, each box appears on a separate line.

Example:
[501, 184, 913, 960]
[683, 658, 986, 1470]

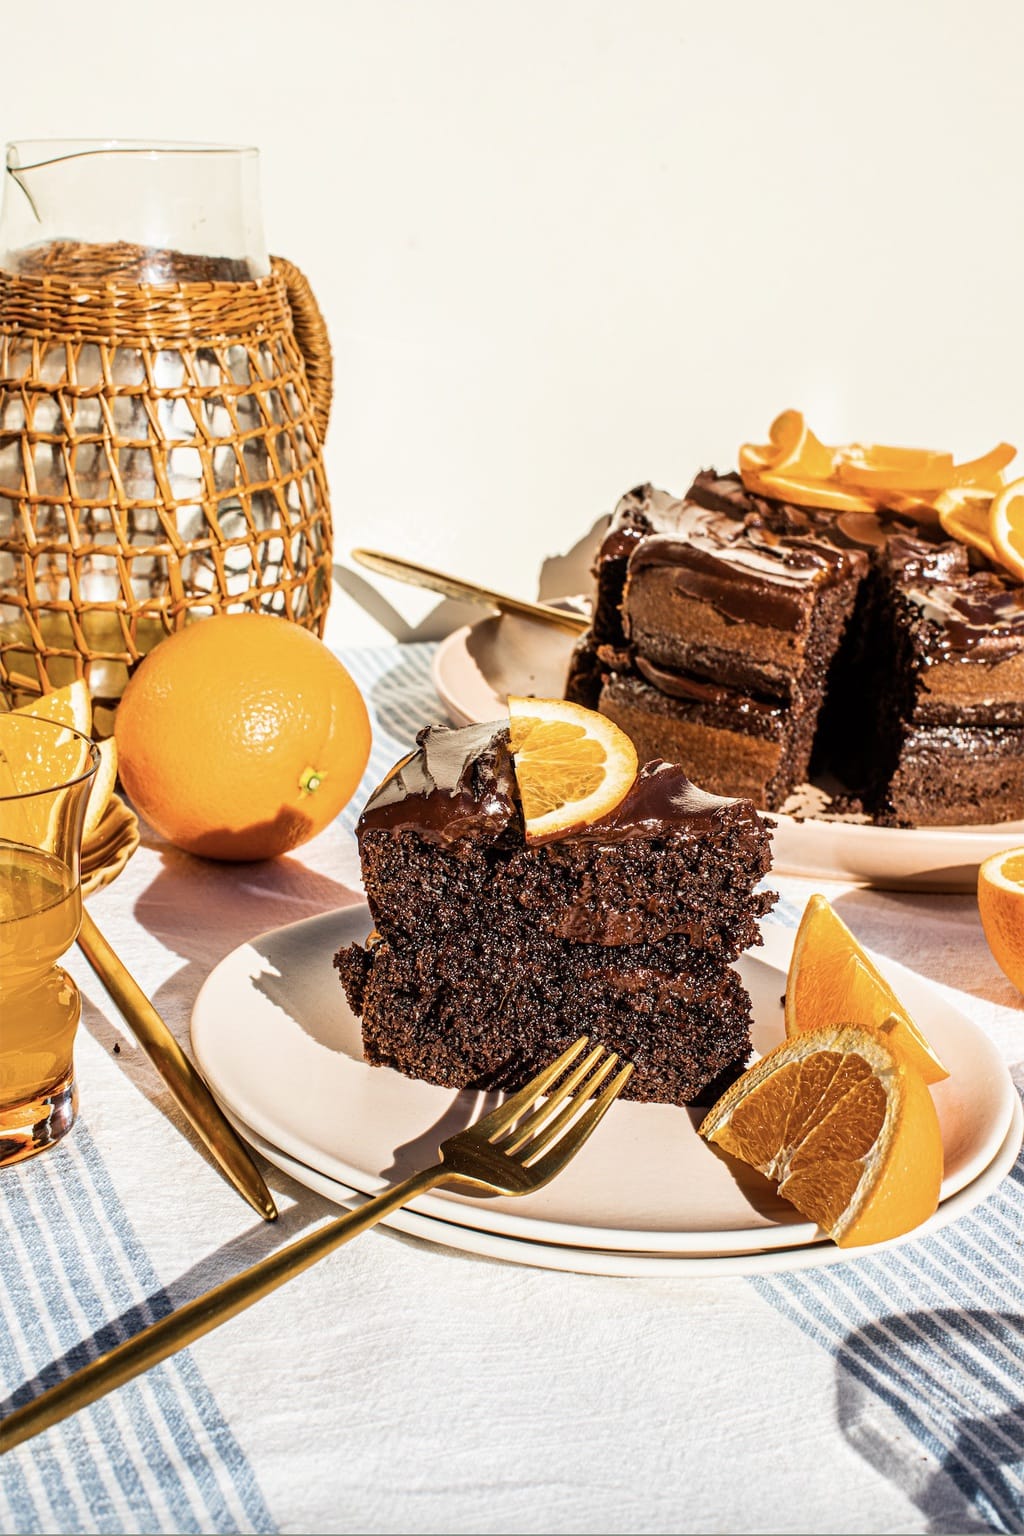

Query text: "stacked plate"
[190, 906, 1022, 1279]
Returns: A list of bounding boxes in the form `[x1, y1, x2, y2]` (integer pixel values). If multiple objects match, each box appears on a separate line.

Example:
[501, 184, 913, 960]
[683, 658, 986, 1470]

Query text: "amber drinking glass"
[0, 713, 97, 1165]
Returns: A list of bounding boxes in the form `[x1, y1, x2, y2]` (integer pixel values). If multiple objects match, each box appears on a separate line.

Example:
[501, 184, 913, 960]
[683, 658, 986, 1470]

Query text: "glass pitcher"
[1, 138, 270, 281]
[0, 140, 333, 731]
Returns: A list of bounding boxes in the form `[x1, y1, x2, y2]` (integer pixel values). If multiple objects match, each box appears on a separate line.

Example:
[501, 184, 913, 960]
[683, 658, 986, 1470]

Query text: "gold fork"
[0, 1037, 631, 1453]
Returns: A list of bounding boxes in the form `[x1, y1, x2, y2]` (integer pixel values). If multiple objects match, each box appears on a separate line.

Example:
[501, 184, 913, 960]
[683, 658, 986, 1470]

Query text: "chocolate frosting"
[357, 721, 764, 847]
[602, 474, 871, 636]
[562, 759, 764, 845]
[883, 535, 1024, 656]
[357, 722, 518, 843]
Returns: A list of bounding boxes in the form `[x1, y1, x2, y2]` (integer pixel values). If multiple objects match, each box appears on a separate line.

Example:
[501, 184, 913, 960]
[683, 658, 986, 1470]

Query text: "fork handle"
[0, 1163, 444, 1454]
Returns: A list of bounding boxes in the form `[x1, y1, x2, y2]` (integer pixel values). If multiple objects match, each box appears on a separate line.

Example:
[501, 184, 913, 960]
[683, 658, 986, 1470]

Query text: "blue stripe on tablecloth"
[337, 642, 1024, 1534]
[0, 1124, 275, 1535]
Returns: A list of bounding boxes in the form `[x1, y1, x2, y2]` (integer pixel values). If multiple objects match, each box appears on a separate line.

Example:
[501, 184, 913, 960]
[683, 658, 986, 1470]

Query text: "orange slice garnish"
[743, 468, 876, 514]
[784, 894, 948, 1084]
[699, 1021, 943, 1248]
[738, 412, 1018, 536]
[507, 696, 638, 843]
[836, 452, 956, 491]
[951, 442, 1017, 490]
[988, 477, 1024, 582]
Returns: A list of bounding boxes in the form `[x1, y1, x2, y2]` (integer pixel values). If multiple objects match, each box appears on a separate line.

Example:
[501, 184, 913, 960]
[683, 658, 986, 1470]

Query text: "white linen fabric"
[2, 642, 1024, 1536]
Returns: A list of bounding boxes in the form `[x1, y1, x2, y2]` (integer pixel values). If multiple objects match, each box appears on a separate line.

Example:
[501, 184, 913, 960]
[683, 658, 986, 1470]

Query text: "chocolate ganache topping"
[606, 473, 871, 635]
[561, 759, 765, 845]
[884, 535, 1024, 657]
[358, 721, 765, 847]
[357, 722, 518, 844]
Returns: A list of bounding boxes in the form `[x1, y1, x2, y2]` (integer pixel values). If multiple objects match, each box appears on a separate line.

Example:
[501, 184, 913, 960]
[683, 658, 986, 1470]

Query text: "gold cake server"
[350, 548, 589, 634]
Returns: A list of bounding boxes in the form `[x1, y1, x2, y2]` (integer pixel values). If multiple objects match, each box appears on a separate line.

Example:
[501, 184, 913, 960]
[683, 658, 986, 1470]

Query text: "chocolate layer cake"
[567, 471, 1024, 825]
[335, 720, 775, 1105]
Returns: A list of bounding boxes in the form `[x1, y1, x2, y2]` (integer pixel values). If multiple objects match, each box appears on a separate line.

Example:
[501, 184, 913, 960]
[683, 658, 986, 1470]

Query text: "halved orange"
[507, 696, 638, 843]
[989, 477, 1024, 582]
[785, 894, 948, 1083]
[699, 1022, 943, 1247]
[977, 846, 1024, 995]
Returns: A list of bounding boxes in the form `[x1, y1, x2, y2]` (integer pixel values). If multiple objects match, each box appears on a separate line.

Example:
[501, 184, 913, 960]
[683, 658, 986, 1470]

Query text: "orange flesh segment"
[700, 1024, 943, 1248]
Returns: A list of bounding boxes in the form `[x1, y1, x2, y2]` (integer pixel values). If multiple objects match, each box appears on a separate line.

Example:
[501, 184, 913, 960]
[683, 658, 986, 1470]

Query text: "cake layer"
[881, 723, 1024, 827]
[336, 929, 753, 1106]
[597, 671, 788, 810]
[344, 716, 776, 1109]
[357, 727, 774, 954]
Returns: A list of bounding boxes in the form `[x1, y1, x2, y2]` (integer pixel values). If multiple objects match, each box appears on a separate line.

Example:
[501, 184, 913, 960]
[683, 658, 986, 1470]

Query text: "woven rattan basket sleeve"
[0, 252, 334, 727]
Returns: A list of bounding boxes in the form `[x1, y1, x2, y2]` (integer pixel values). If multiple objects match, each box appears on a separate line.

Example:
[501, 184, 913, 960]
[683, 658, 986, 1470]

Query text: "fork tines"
[478, 1037, 633, 1168]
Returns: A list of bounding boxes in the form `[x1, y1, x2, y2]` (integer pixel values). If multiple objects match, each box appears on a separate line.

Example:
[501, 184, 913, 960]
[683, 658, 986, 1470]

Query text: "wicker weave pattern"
[0, 253, 333, 723]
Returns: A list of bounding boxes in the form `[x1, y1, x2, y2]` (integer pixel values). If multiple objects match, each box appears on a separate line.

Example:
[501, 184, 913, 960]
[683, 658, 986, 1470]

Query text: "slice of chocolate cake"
[335, 718, 775, 1106]
[567, 474, 868, 810]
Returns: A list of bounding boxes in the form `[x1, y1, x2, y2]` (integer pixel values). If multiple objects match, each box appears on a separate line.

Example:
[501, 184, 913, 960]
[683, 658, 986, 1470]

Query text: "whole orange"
[114, 614, 372, 861]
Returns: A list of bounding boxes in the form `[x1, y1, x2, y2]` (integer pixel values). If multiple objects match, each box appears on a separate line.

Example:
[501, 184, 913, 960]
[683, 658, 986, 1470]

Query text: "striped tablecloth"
[3, 641, 1024, 1535]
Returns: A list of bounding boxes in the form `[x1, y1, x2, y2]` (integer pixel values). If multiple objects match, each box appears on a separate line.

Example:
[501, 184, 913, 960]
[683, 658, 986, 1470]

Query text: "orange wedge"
[507, 696, 638, 843]
[977, 846, 1024, 994]
[989, 477, 1024, 582]
[699, 1022, 943, 1247]
[785, 894, 948, 1084]
[82, 736, 118, 838]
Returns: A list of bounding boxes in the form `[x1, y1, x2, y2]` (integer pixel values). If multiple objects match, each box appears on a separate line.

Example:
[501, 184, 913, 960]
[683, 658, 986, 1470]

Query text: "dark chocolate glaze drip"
[564, 759, 764, 845]
[357, 721, 766, 849]
[357, 722, 518, 843]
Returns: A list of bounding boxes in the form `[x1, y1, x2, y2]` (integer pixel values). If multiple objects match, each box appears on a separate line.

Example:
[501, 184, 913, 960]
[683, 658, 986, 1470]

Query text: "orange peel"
[738, 412, 1018, 540]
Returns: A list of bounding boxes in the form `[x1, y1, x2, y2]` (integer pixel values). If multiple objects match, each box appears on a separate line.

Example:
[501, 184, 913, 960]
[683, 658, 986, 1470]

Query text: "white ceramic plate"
[231, 1098, 1024, 1279]
[191, 906, 1016, 1257]
[431, 616, 1024, 891]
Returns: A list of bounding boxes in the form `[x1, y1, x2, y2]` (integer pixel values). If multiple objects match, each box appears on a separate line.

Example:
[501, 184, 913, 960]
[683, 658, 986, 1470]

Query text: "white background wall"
[3, 0, 1022, 643]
